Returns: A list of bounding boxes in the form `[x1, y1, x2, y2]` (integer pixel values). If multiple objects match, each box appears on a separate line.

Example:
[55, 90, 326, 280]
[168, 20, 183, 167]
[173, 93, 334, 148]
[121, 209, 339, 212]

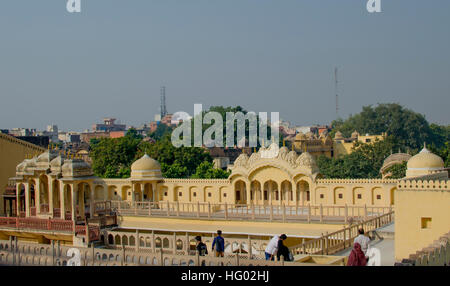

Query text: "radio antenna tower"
[334, 67, 339, 119]
[160, 86, 167, 118]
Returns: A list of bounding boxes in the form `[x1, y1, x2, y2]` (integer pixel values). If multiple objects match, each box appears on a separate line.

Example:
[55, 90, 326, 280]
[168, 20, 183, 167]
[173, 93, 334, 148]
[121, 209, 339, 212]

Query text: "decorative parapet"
[397, 178, 450, 191]
[0, 133, 45, 152]
[316, 178, 399, 185]
[162, 178, 230, 184]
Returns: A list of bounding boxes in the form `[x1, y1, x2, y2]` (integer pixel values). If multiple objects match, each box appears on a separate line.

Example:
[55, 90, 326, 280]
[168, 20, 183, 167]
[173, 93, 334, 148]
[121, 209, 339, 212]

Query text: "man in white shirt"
[354, 227, 371, 256]
[265, 235, 279, 260]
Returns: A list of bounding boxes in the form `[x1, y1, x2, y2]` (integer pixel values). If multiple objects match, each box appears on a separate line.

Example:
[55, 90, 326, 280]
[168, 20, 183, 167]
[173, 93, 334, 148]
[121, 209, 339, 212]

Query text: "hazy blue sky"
[0, 0, 449, 132]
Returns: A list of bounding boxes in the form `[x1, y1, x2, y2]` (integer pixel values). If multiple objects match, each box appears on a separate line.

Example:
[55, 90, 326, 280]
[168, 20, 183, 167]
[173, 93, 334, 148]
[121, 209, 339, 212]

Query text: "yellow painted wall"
[0, 133, 44, 214]
[395, 188, 450, 261]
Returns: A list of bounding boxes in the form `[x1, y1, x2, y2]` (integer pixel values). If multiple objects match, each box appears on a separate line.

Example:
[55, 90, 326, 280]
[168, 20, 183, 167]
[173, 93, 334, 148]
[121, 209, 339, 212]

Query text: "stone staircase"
[396, 231, 450, 266]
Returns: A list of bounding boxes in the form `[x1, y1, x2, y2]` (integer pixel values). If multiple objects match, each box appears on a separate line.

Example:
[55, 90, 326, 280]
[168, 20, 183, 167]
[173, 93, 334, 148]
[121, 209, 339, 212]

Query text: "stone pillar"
[131, 184, 136, 203]
[245, 181, 251, 205]
[89, 183, 94, 217]
[79, 184, 85, 220]
[136, 230, 140, 252]
[71, 183, 77, 223]
[152, 182, 157, 203]
[49, 179, 54, 217]
[268, 182, 272, 205]
[24, 183, 30, 217]
[16, 184, 21, 216]
[151, 230, 155, 253]
[280, 182, 284, 206]
[60, 182, 66, 219]
[35, 179, 41, 214]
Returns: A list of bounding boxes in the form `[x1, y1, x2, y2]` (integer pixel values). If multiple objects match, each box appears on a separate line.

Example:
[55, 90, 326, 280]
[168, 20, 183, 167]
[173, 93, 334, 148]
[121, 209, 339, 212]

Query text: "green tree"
[331, 103, 437, 150]
[149, 124, 174, 141]
[126, 128, 143, 140]
[384, 162, 407, 179]
[90, 136, 141, 178]
[137, 134, 213, 178]
[191, 161, 231, 179]
[317, 137, 396, 178]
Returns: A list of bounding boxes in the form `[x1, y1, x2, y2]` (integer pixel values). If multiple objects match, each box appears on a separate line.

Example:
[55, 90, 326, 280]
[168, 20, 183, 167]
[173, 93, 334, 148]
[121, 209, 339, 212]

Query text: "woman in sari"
[347, 242, 367, 266]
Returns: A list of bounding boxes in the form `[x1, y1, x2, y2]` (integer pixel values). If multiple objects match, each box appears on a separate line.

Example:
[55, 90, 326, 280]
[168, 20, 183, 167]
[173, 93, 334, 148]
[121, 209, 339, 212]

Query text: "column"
[60, 182, 66, 220]
[152, 182, 157, 203]
[268, 182, 272, 205]
[78, 184, 85, 220]
[89, 182, 94, 217]
[245, 181, 251, 205]
[71, 183, 77, 223]
[49, 179, 54, 217]
[16, 184, 21, 216]
[294, 182, 298, 205]
[280, 182, 284, 206]
[24, 183, 30, 217]
[131, 184, 136, 203]
[35, 179, 41, 214]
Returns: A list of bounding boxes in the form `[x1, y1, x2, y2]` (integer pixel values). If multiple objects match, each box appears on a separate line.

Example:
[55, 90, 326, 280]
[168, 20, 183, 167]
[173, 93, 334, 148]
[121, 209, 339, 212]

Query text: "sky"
[0, 0, 449, 132]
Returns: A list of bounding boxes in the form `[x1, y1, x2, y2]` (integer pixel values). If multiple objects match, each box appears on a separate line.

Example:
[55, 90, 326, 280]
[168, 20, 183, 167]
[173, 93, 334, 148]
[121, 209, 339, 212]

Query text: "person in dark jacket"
[195, 236, 208, 256]
[347, 242, 367, 266]
[212, 230, 225, 257]
[276, 234, 290, 261]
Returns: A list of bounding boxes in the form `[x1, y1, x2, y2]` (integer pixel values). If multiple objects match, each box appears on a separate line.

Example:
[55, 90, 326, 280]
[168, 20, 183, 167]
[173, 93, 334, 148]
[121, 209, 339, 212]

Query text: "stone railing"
[109, 200, 391, 224]
[0, 239, 320, 266]
[102, 229, 271, 258]
[289, 211, 395, 256]
[0, 217, 100, 241]
[396, 231, 450, 266]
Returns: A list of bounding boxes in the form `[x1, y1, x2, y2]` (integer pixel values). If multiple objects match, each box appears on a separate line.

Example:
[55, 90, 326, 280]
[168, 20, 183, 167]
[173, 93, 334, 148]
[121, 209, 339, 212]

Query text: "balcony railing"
[0, 217, 100, 241]
[108, 200, 392, 224]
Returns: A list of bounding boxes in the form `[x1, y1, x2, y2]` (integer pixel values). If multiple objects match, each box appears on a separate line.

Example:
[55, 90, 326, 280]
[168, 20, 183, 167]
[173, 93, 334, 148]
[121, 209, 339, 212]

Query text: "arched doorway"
[38, 175, 50, 214]
[143, 183, 153, 202]
[297, 181, 310, 204]
[263, 180, 278, 205]
[52, 180, 60, 214]
[64, 184, 72, 219]
[281, 181, 293, 205]
[234, 180, 247, 204]
[250, 181, 261, 205]
[28, 180, 36, 216]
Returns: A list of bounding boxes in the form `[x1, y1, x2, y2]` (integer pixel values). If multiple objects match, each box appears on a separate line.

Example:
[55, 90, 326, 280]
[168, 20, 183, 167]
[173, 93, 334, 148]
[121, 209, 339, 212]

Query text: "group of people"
[347, 227, 371, 266]
[195, 228, 371, 265]
[264, 234, 292, 261]
[195, 230, 225, 257]
[195, 230, 293, 262]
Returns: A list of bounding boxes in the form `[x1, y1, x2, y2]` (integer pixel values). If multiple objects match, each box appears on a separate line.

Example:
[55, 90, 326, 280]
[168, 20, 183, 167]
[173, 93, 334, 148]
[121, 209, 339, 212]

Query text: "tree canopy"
[317, 136, 397, 179]
[90, 133, 227, 179]
[331, 103, 445, 150]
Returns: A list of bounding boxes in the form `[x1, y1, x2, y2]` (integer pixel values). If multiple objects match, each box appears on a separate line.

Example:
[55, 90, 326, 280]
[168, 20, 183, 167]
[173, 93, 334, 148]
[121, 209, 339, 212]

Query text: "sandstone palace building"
[1, 133, 449, 264]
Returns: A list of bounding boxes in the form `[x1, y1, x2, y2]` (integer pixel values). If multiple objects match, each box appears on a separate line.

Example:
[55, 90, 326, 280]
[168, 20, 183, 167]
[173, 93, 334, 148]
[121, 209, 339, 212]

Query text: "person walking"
[212, 230, 225, 257]
[354, 227, 371, 256]
[347, 242, 367, 266]
[195, 236, 208, 256]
